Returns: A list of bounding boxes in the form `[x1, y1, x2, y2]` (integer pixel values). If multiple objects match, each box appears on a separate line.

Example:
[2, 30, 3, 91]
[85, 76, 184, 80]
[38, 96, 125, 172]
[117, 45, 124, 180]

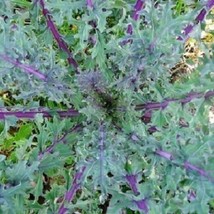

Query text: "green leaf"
[11, 0, 31, 8]
[113, 0, 127, 9]
[91, 33, 106, 68]
[0, 154, 6, 162]
[77, 22, 92, 49]
[0, 116, 18, 137]
[96, 10, 112, 33]
[1, 182, 29, 198]
[34, 173, 43, 199]
[152, 110, 167, 127]
[38, 153, 64, 171]
[14, 194, 25, 214]
[6, 161, 39, 183]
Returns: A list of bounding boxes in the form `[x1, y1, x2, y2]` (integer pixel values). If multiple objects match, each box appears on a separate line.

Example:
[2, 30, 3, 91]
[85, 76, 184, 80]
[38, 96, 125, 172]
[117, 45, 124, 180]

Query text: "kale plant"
[0, 0, 214, 213]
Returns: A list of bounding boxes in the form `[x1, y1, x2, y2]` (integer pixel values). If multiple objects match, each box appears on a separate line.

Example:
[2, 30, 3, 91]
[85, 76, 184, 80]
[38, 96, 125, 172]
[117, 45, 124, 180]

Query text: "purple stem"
[39, 124, 82, 159]
[0, 54, 47, 81]
[58, 206, 67, 214]
[131, 133, 140, 142]
[204, 90, 214, 99]
[134, 198, 149, 213]
[126, 0, 144, 39]
[155, 148, 214, 182]
[155, 149, 173, 160]
[64, 183, 80, 202]
[195, 8, 207, 23]
[58, 166, 86, 214]
[148, 126, 158, 134]
[184, 161, 210, 178]
[179, 0, 214, 40]
[125, 174, 140, 195]
[134, 0, 144, 10]
[183, 24, 195, 36]
[0, 89, 212, 125]
[86, 0, 93, 9]
[36, 0, 78, 69]
[135, 91, 214, 111]
[137, 91, 214, 127]
[206, 0, 214, 10]
[0, 108, 79, 120]
[141, 110, 152, 124]
[188, 190, 196, 202]
[99, 123, 105, 190]
[127, 24, 133, 35]
[132, 0, 144, 21]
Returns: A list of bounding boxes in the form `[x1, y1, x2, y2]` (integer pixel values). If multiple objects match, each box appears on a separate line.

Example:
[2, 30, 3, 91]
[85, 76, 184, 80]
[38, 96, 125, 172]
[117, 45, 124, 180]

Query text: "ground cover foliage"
[0, 0, 214, 213]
